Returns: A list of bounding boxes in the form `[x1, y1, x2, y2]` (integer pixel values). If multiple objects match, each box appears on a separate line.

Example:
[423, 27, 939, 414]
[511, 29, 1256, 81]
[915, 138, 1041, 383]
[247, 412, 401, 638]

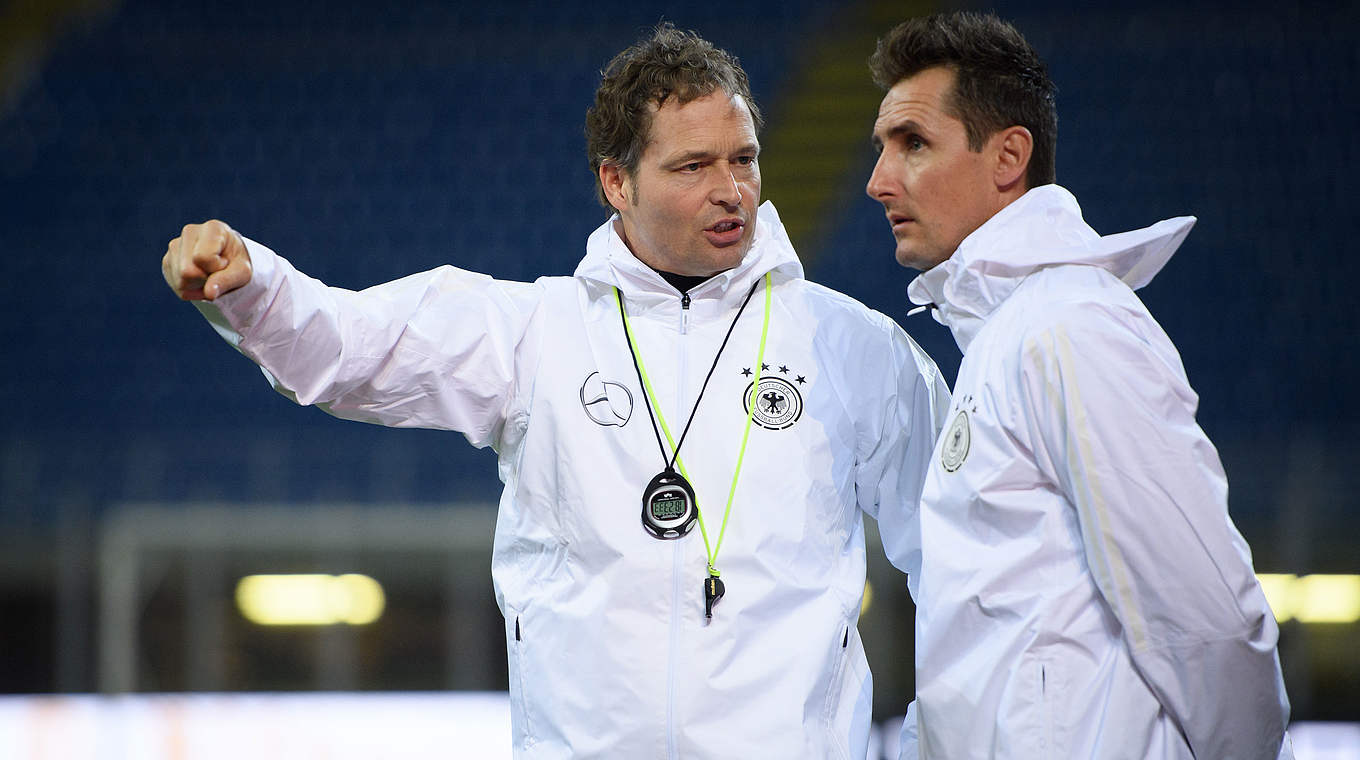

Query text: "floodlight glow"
[1295, 575, 1360, 624]
[1257, 574, 1298, 622]
[236, 574, 385, 626]
[1257, 573, 1360, 624]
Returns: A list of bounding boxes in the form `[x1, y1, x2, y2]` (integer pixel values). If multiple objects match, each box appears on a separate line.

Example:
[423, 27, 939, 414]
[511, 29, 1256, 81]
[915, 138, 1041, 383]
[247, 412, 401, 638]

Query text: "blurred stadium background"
[0, 0, 1356, 756]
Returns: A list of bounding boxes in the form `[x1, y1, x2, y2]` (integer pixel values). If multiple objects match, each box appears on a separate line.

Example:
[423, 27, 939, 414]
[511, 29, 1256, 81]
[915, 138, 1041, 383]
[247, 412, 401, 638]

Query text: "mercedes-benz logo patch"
[743, 375, 803, 430]
[941, 409, 970, 472]
[580, 371, 633, 427]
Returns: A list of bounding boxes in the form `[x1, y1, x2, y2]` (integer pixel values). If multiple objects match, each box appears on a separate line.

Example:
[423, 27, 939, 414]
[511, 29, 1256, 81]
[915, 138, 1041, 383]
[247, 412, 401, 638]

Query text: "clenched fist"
[162, 220, 253, 300]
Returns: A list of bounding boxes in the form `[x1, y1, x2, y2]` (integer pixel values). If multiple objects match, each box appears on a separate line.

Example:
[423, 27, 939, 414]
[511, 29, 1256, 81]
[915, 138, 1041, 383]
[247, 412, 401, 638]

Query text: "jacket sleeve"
[193, 237, 542, 449]
[857, 318, 952, 591]
[1019, 301, 1291, 760]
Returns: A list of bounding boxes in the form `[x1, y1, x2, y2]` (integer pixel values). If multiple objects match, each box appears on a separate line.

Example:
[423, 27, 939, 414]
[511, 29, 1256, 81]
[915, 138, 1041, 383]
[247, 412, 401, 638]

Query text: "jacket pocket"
[1039, 661, 1053, 756]
[822, 621, 871, 760]
[505, 607, 535, 751]
[1016, 655, 1058, 759]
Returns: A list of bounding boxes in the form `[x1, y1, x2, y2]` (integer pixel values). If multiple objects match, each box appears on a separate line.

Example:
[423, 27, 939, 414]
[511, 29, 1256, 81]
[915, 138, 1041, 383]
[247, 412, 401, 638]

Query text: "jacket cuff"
[191, 235, 279, 345]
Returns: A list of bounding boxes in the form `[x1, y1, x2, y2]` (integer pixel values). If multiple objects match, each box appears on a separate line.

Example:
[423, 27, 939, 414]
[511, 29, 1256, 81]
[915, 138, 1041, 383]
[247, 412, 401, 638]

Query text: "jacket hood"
[907, 184, 1195, 353]
[574, 200, 805, 306]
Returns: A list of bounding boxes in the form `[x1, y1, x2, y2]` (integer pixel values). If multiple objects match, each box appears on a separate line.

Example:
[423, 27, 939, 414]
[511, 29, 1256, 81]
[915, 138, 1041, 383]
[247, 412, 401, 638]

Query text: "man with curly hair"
[164, 23, 948, 758]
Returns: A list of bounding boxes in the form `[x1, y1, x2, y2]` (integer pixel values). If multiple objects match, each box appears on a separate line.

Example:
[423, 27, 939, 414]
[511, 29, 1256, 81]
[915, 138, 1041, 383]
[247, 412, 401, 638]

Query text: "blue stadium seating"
[0, 0, 1355, 579]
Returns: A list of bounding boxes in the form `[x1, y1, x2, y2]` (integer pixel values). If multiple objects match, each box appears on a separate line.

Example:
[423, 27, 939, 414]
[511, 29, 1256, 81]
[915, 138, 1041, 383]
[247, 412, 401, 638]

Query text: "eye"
[907, 135, 926, 151]
[735, 155, 756, 166]
[679, 162, 702, 173]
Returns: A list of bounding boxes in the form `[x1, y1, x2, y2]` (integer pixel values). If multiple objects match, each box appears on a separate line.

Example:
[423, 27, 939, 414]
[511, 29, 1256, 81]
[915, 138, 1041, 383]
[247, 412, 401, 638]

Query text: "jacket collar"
[574, 200, 805, 310]
[907, 184, 1196, 353]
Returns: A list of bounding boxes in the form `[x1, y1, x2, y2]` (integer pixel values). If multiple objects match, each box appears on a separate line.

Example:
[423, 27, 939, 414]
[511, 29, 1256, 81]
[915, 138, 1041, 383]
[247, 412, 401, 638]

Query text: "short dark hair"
[869, 12, 1057, 188]
[585, 23, 763, 208]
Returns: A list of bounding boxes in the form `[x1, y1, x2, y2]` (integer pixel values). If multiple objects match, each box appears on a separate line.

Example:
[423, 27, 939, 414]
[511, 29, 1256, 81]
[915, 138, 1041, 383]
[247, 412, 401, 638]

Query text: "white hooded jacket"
[903, 185, 1291, 759]
[195, 202, 950, 759]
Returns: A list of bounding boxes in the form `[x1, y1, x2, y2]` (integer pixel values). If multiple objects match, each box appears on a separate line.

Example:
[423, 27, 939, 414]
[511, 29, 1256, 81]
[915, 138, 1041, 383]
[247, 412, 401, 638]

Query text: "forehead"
[873, 66, 960, 135]
[645, 91, 758, 156]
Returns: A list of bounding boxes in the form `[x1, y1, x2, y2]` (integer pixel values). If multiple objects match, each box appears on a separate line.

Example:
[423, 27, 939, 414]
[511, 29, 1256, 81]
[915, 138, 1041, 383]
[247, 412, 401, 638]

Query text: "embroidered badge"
[580, 371, 633, 427]
[941, 395, 974, 472]
[740, 362, 805, 430]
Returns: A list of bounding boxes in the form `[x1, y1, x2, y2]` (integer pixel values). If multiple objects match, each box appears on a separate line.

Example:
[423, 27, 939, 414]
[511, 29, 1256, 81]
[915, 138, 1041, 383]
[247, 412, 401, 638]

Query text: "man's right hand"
[162, 220, 253, 301]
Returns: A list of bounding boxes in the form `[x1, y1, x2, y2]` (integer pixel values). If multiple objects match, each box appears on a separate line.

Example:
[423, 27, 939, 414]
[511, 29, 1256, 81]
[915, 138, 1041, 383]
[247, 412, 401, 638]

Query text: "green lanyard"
[616, 273, 772, 577]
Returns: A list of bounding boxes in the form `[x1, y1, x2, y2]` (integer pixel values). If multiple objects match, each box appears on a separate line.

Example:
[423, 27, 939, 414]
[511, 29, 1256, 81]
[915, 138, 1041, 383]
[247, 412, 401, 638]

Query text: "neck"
[651, 267, 714, 294]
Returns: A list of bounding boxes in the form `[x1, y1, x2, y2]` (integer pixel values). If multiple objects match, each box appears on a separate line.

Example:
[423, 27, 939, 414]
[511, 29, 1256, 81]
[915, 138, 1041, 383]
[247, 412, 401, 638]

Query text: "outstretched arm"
[160, 220, 540, 447]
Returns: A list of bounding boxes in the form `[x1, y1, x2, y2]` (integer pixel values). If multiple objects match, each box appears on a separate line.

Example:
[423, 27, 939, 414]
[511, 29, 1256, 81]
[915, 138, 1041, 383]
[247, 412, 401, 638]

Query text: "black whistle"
[703, 575, 726, 619]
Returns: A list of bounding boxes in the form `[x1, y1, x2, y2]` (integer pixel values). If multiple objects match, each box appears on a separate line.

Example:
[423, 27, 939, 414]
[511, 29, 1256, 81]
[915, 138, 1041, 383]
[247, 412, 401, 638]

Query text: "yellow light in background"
[236, 574, 385, 626]
[1258, 574, 1298, 622]
[1295, 575, 1360, 624]
[1257, 573, 1360, 624]
[861, 580, 874, 616]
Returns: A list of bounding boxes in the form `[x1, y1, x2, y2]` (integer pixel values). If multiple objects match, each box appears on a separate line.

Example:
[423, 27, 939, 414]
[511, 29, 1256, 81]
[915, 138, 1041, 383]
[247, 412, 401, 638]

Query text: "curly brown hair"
[585, 23, 764, 208]
[869, 12, 1057, 189]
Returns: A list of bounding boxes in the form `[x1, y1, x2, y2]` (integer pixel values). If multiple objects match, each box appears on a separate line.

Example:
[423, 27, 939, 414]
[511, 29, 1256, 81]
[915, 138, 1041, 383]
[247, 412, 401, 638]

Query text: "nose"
[866, 150, 895, 202]
[709, 166, 742, 207]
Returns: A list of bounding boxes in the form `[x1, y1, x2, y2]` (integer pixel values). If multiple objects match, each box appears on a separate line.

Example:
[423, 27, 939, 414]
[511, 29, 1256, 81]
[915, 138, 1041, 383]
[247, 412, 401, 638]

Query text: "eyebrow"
[668, 143, 761, 165]
[871, 120, 924, 151]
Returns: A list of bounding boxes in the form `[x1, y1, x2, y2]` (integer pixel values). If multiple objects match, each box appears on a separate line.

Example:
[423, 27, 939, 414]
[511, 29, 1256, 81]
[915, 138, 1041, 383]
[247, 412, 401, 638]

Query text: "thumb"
[204, 232, 253, 300]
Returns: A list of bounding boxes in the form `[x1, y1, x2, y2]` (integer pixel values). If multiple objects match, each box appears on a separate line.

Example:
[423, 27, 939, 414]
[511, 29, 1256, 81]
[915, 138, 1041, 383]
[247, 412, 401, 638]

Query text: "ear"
[993, 126, 1033, 192]
[599, 162, 631, 212]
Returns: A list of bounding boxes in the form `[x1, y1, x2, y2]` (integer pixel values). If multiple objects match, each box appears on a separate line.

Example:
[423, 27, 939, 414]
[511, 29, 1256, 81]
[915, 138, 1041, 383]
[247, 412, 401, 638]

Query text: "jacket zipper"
[666, 538, 683, 758]
[667, 289, 690, 759]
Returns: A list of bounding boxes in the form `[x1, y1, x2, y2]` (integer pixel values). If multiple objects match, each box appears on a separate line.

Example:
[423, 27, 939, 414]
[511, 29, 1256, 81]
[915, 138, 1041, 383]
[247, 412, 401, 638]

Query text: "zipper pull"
[681, 291, 691, 334]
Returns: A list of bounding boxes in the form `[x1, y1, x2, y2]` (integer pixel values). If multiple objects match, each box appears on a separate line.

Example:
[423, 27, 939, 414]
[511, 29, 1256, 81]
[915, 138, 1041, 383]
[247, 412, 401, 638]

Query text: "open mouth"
[704, 219, 745, 246]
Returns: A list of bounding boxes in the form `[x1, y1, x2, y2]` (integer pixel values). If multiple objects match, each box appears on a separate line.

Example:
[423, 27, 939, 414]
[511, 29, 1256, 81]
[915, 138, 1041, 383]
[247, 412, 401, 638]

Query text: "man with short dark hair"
[864, 11, 1291, 760]
[163, 23, 949, 758]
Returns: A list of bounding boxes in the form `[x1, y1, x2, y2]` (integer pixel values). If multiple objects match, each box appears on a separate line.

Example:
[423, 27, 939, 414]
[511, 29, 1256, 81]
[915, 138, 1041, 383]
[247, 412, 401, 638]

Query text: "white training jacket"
[900, 185, 1291, 759]
[194, 202, 950, 759]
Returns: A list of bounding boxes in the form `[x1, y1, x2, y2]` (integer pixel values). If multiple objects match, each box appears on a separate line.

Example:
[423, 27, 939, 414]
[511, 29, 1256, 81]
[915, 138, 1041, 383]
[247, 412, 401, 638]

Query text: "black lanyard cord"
[615, 279, 761, 472]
